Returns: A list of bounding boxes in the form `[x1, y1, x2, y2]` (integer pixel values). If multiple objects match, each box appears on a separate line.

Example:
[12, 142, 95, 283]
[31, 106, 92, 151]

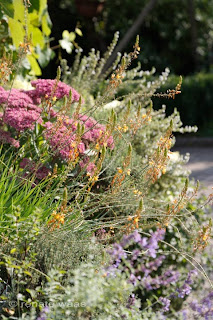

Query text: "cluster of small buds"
[117, 123, 129, 133]
[161, 178, 199, 228]
[125, 198, 143, 231]
[153, 76, 182, 100]
[193, 219, 212, 251]
[48, 188, 68, 230]
[0, 55, 13, 84]
[109, 36, 141, 90]
[145, 124, 173, 184]
[19, 39, 32, 55]
[110, 144, 132, 193]
[87, 146, 106, 191]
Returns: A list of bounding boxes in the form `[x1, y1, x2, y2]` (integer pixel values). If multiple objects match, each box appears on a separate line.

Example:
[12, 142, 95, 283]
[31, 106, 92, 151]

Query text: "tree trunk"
[104, 0, 158, 69]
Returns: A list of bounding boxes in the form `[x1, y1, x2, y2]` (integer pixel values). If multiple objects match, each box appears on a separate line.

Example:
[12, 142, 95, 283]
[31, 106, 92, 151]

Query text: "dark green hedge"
[153, 73, 213, 136]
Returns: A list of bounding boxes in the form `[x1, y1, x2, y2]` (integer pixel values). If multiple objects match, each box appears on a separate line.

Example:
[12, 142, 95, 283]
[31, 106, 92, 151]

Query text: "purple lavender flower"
[176, 270, 197, 298]
[36, 306, 49, 320]
[159, 296, 171, 312]
[177, 283, 192, 298]
[108, 243, 127, 266]
[189, 291, 213, 319]
[141, 255, 166, 276]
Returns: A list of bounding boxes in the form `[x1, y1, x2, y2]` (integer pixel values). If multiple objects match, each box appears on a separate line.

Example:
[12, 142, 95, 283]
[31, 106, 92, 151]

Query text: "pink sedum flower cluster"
[0, 86, 42, 132]
[30, 79, 81, 102]
[0, 79, 114, 178]
[0, 80, 81, 134]
[44, 113, 114, 163]
[0, 129, 20, 148]
[20, 158, 50, 180]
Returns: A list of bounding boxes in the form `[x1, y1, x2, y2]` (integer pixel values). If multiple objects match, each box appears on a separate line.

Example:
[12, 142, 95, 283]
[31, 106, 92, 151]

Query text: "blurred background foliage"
[45, 0, 213, 135]
[45, 0, 213, 75]
[1, 0, 213, 134]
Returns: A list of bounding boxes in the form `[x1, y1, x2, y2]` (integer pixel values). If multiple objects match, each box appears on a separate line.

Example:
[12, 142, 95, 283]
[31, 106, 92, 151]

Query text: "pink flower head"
[31, 79, 81, 102]
[36, 165, 50, 180]
[0, 86, 35, 108]
[44, 122, 77, 160]
[78, 142, 85, 154]
[20, 158, 32, 169]
[79, 156, 90, 168]
[86, 162, 97, 175]
[0, 129, 20, 148]
[20, 158, 50, 180]
[3, 107, 42, 131]
[22, 89, 41, 105]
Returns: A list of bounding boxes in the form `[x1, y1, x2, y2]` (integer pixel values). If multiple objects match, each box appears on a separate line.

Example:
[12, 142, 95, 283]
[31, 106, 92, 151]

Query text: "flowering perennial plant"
[108, 229, 198, 314]
[0, 78, 114, 182]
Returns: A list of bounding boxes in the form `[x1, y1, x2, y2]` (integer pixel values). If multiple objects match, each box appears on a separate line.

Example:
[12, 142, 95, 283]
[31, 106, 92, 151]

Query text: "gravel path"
[174, 138, 213, 196]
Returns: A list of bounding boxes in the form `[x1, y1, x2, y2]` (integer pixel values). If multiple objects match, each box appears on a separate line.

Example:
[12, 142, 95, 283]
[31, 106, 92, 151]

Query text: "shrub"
[153, 73, 213, 136]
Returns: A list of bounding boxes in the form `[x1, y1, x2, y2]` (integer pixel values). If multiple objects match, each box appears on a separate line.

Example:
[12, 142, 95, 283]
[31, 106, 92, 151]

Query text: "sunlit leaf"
[41, 14, 51, 36]
[27, 54, 42, 75]
[69, 32, 76, 42]
[28, 24, 45, 49]
[8, 18, 24, 48]
[75, 27, 82, 37]
[62, 30, 70, 39]
[13, 0, 25, 22]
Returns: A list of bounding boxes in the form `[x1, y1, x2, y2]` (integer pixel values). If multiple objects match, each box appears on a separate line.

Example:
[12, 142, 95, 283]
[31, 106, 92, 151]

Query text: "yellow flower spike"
[117, 167, 123, 174]
[95, 143, 100, 150]
[202, 233, 208, 242]
[133, 217, 139, 228]
[123, 124, 128, 132]
[133, 189, 138, 194]
[162, 168, 166, 174]
[142, 114, 147, 119]
[127, 169, 131, 176]
[52, 96, 57, 102]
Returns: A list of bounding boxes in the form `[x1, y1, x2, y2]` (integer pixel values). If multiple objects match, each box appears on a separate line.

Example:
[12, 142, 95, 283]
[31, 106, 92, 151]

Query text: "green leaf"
[24, 270, 32, 276]
[28, 24, 45, 49]
[59, 39, 73, 54]
[10, 248, 16, 254]
[26, 288, 36, 299]
[13, 0, 25, 22]
[39, 0, 47, 15]
[69, 31, 76, 42]
[27, 54, 42, 75]
[28, 10, 40, 27]
[41, 14, 51, 36]
[75, 27, 83, 37]
[62, 30, 70, 39]
[8, 17, 24, 48]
